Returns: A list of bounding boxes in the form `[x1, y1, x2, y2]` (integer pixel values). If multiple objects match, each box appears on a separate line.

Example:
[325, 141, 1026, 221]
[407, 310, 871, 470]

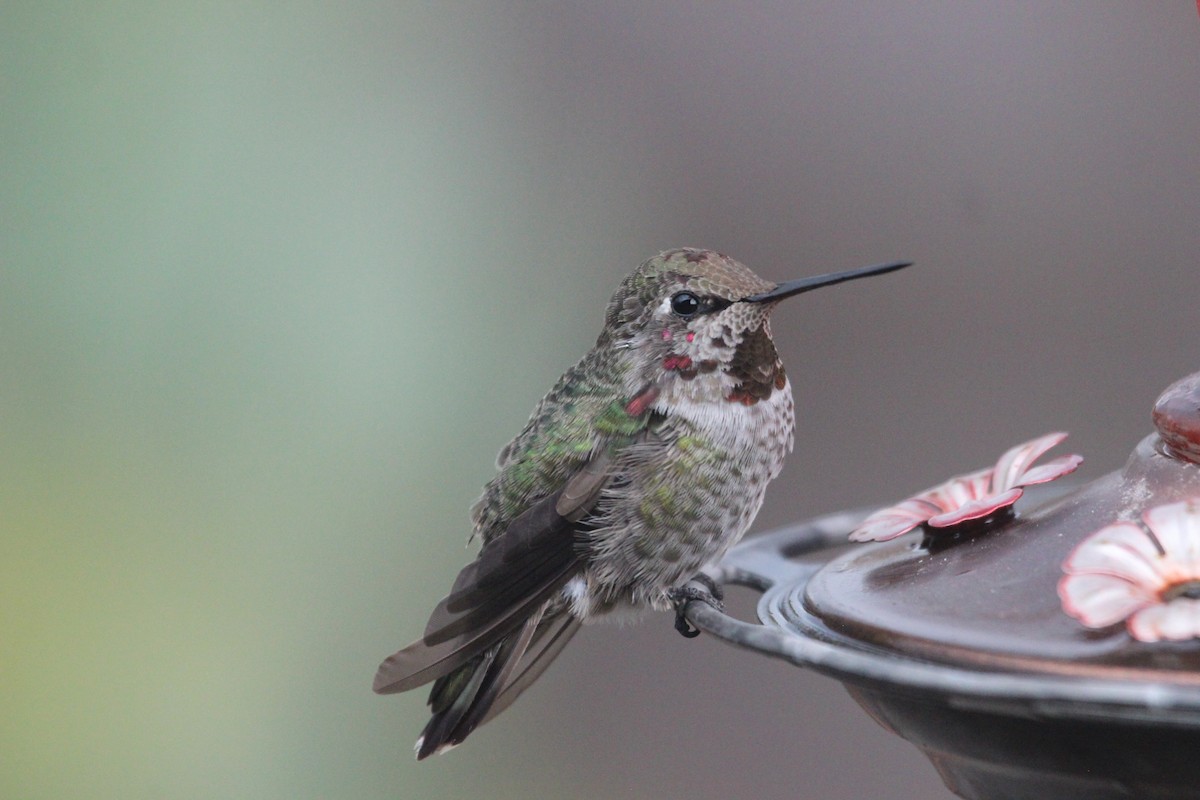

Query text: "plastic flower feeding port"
[1061, 499, 1200, 642]
[848, 431, 1082, 548]
[679, 369, 1200, 800]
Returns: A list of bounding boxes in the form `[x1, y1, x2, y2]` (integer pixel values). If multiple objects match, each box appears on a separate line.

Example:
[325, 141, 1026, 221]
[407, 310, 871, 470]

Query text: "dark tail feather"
[479, 612, 581, 726]
[415, 609, 543, 759]
[373, 490, 582, 697]
[377, 465, 615, 756]
[415, 648, 499, 759]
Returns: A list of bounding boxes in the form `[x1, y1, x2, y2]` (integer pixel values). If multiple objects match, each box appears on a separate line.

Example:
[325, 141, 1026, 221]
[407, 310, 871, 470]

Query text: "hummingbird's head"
[603, 248, 910, 406]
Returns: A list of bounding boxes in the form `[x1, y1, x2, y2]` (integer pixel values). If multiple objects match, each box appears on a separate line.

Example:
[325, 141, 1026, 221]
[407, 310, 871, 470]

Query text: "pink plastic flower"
[849, 432, 1083, 543]
[1060, 498, 1200, 642]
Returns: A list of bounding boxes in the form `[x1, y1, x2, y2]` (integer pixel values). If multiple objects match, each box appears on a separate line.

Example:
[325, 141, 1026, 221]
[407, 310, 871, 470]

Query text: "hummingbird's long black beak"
[742, 260, 912, 303]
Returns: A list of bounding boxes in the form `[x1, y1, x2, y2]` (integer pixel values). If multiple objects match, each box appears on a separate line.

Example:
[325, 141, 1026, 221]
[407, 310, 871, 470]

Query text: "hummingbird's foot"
[669, 574, 725, 639]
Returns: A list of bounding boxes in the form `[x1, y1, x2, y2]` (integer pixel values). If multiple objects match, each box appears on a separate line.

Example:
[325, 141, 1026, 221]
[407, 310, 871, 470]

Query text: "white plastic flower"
[1059, 498, 1200, 642]
[849, 432, 1083, 543]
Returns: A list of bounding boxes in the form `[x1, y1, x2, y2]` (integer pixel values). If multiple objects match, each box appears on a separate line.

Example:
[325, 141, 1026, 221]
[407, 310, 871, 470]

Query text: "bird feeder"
[682, 370, 1200, 800]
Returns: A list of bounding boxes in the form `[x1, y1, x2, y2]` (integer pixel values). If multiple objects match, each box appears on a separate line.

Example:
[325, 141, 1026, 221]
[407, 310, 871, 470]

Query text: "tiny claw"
[668, 575, 726, 639]
[675, 612, 701, 638]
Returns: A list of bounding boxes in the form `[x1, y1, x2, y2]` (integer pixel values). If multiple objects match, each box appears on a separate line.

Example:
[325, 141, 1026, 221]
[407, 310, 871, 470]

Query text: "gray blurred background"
[3, 3, 1199, 799]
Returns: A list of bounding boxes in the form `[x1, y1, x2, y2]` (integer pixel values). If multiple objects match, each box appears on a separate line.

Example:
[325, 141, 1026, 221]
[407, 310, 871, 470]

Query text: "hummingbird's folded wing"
[372, 491, 579, 694]
[372, 451, 613, 695]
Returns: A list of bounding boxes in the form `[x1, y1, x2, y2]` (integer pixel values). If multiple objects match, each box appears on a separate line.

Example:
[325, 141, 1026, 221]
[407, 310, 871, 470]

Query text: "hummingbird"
[374, 248, 910, 758]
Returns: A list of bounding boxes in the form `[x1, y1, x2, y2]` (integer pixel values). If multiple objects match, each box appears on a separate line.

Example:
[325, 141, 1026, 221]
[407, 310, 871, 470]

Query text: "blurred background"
[3, 3, 1198, 798]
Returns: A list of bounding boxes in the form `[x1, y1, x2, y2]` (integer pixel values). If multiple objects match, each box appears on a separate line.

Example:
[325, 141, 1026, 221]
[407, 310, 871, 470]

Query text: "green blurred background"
[3, 3, 1199, 798]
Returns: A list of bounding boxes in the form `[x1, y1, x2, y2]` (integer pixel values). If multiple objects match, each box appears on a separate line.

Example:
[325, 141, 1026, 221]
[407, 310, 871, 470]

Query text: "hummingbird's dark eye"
[670, 292, 701, 317]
